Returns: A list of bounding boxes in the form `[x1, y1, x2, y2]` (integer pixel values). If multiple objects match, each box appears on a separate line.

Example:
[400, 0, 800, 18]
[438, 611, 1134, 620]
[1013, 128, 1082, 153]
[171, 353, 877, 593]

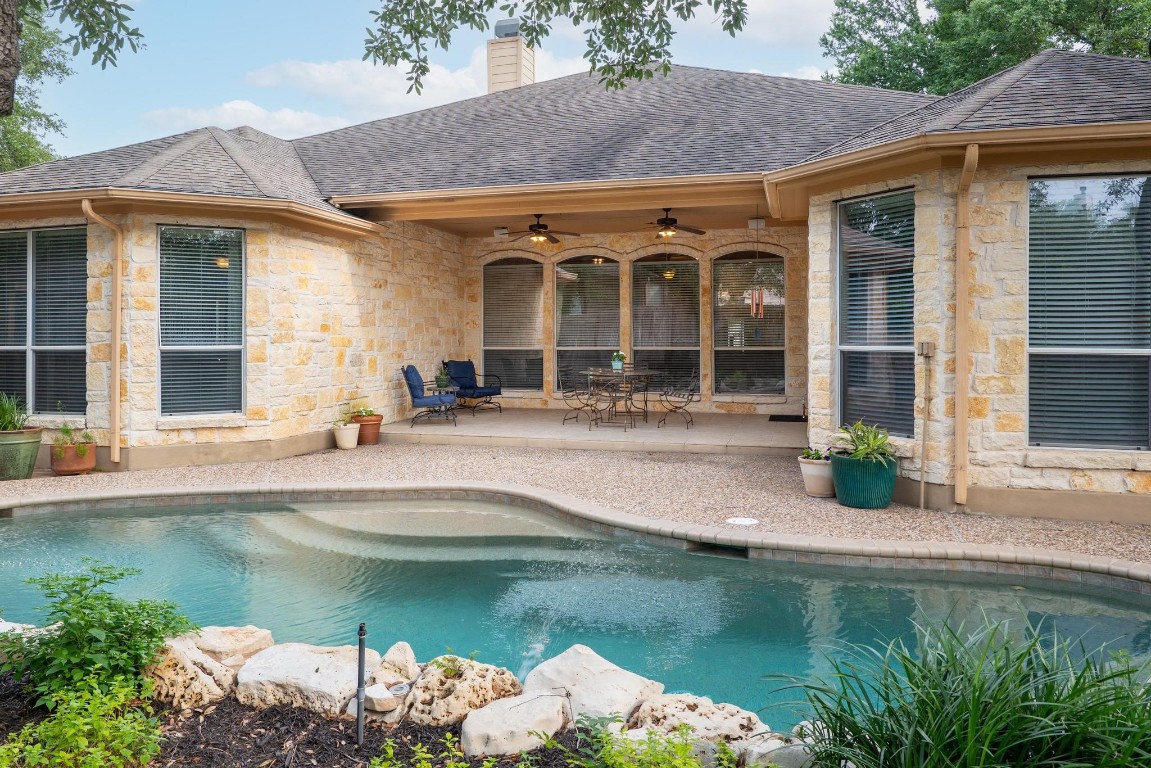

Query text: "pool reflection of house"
[0, 31, 1149, 523]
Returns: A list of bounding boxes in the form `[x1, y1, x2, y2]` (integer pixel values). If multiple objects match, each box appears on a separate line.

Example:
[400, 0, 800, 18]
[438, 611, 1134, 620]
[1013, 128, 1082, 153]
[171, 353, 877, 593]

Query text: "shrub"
[830, 420, 895, 462]
[0, 675, 163, 768]
[790, 621, 1151, 768]
[543, 716, 715, 768]
[0, 393, 31, 431]
[0, 559, 195, 708]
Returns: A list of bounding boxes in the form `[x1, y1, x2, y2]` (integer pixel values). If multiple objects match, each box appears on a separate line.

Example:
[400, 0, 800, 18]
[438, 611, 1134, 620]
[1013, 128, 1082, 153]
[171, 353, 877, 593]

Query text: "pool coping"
[4, 481, 1150, 595]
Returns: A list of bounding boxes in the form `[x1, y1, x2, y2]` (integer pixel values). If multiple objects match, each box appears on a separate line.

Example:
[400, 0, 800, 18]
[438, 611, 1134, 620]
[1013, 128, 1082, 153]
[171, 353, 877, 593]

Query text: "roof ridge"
[114, 129, 213, 187]
[934, 49, 1059, 131]
[206, 126, 285, 198]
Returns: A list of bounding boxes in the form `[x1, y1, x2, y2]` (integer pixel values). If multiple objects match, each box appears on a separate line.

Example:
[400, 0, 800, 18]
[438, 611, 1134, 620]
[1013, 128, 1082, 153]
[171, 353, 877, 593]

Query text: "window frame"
[481, 256, 546, 391]
[711, 251, 787, 396]
[554, 255, 621, 388]
[631, 254, 701, 392]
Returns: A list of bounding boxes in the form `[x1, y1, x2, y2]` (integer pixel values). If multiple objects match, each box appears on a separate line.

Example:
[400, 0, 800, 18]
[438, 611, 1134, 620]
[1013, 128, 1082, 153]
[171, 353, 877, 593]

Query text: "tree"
[1, 0, 142, 117]
[363, 0, 749, 93]
[821, 0, 1151, 95]
[0, 11, 71, 171]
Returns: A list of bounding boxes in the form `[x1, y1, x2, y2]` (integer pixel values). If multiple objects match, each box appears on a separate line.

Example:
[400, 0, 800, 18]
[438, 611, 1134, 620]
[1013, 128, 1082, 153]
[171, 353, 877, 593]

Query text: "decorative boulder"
[523, 644, 663, 723]
[627, 694, 766, 742]
[739, 736, 789, 767]
[236, 643, 380, 715]
[406, 656, 522, 726]
[0, 620, 33, 635]
[749, 743, 813, 768]
[372, 641, 420, 686]
[460, 692, 568, 757]
[191, 625, 273, 670]
[148, 636, 236, 709]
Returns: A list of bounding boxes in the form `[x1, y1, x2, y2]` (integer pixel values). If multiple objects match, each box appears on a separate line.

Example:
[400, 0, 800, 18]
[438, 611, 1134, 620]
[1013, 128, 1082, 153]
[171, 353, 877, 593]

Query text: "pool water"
[2, 499, 1150, 726]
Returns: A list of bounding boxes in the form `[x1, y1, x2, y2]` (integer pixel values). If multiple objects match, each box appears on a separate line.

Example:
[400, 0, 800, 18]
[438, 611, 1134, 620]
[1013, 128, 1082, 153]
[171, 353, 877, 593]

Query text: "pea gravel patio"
[2, 443, 1149, 565]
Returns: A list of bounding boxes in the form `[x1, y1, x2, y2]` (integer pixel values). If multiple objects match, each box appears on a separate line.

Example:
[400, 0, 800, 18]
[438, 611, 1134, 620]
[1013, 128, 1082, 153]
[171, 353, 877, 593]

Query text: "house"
[0, 31, 1148, 522]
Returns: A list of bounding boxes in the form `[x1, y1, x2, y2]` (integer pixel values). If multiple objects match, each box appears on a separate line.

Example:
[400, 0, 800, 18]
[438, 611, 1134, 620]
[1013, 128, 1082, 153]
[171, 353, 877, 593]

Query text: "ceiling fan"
[510, 214, 580, 245]
[650, 208, 706, 238]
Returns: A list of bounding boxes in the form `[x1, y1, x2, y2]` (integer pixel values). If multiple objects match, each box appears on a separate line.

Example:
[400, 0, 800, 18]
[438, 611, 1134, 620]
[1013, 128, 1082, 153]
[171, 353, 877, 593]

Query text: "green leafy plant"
[830, 420, 895, 462]
[368, 738, 401, 768]
[50, 422, 95, 460]
[542, 715, 707, 768]
[0, 393, 32, 431]
[428, 647, 479, 679]
[440, 732, 470, 768]
[0, 675, 162, 768]
[350, 405, 376, 417]
[611, 350, 627, 362]
[800, 447, 829, 461]
[410, 741, 435, 768]
[0, 559, 196, 709]
[782, 621, 1151, 768]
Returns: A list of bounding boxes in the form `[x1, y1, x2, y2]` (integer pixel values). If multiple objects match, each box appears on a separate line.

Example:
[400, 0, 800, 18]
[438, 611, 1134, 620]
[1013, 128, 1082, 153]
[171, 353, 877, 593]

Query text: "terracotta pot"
[351, 414, 383, 445]
[0, 428, 44, 481]
[50, 443, 97, 476]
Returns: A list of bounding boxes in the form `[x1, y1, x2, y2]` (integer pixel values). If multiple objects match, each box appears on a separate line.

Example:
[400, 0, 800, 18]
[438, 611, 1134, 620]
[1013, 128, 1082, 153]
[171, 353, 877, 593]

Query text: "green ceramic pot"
[0, 428, 44, 481]
[830, 452, 897, 509]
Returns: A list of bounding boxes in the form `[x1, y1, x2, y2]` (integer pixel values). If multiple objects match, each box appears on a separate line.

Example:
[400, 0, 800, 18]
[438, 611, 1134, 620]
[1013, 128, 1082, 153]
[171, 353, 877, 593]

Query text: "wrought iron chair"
[559, 368, 598, 425]
[401, 365, 457, 427]
[443, 359, 503, 414]
[589, 371, 635, 430]
[657, 369, 699, 429]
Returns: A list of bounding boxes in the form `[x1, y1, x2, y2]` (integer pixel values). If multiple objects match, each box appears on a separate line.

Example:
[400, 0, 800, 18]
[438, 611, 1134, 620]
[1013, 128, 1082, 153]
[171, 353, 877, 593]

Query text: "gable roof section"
[808, 50, 1151, 162]
[293, 65, 936, 197]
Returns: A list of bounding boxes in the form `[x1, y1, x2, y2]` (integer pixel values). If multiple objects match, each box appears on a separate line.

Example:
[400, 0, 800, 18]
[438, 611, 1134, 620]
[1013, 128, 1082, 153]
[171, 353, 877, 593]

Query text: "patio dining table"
[581, 367, 658, 426]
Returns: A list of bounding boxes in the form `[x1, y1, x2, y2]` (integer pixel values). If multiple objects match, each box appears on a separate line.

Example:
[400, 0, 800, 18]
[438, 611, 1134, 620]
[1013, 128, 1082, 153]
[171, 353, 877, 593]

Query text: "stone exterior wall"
[461, 226, 810, 415]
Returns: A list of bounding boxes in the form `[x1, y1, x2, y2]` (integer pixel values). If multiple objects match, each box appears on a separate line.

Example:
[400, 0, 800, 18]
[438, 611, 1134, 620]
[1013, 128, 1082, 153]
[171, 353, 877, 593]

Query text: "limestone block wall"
[461, 226, 809, 415]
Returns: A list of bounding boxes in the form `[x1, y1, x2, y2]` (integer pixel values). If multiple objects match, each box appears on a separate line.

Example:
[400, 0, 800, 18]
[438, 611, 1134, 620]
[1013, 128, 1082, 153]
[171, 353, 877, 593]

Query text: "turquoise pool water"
[2, 499, 1150, 726]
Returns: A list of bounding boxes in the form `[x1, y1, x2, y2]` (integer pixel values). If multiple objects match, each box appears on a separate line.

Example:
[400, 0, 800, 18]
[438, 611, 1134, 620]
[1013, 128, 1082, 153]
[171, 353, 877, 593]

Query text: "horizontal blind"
[32, 228, 87, 346]
[482, 351, 543, 390]
[161, 350, 244, 415]
[1030, 355, 1149, 449]
[557, 349, 617, 386]
[713, 255, 785, 348]
[556, 259, 619, 348]
[1029, 178, 1151, 348]
[839, 192, 915, 347]
[0, 232, 26, 346]
[633, 350, 699, 392]
[483, 260, 544, 347]
[0, 351, 25, 401]
[633, 258, 700, 347]
[159, 227, 244, 346]
[715, 350, 784, 394]
[841, 351, 915, 437]
[34, 350, 86, 413]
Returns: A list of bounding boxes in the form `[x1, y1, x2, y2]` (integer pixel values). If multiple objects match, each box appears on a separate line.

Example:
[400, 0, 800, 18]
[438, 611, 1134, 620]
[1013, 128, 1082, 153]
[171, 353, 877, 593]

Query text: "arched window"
[555, 255, 620, 388]
[713, 252, 785, 395]
[483, 257, 544, 389]
[631, 254, 699, 390]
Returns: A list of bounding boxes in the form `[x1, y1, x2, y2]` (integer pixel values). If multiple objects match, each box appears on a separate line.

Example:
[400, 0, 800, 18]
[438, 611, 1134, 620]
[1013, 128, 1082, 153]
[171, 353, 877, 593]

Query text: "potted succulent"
[611, 350, 626, 371]
[0, 393, 44, 481]
[829, 420, 898, 509]
[798, 447, 834, 498]
[350, 405, 383, 446]
[50, 421, 97, 476]
[332, 415, 361, 450]
[434, 364, 451, 389]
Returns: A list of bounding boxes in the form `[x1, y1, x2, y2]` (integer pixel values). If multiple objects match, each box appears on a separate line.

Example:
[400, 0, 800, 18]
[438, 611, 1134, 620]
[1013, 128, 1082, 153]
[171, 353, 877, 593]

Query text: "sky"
[37, 0, 839, 159]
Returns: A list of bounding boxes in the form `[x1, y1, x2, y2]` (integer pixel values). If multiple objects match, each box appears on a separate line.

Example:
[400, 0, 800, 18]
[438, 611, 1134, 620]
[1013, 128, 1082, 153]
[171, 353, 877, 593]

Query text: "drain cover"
[725, 517, 759, 526]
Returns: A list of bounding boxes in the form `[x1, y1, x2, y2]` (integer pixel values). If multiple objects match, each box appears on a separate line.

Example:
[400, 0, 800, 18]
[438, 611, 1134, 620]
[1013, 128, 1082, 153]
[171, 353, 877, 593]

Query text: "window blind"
[0, 231, 26, 347]
[633, 257, 699, 390]
[159, 227, 244, 415]
[34, 350, 86, 413]
[0, 352, 24, 402]
[483, 259, 544, 389]
[714, 254, 785, 394]
[1028, 177, 1151, 449]
[33, 229, 87, 346]
[838, 191, 916, 436]
[555, 257, 619, 385]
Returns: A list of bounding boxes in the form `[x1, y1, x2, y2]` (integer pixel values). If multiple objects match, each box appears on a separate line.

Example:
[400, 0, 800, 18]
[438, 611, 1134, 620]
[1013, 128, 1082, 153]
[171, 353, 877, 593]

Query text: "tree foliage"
[0, 10, 71, 171]
[363, 0, 749, 93]
[822, 0, 1151, 94]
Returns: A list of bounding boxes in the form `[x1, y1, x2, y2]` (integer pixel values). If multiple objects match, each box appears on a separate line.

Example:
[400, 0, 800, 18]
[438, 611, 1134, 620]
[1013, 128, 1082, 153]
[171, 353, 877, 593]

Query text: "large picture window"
[483, 258, 544, 389]
[837, 190, 915, 437]
[0, 227, 87, 414]
[555, 255, 619, 387]
[1028, 176, 1150, 449]
[632, 255, 699, 391]
[713, 253, 785, 394]
[159, 227, 244, 416]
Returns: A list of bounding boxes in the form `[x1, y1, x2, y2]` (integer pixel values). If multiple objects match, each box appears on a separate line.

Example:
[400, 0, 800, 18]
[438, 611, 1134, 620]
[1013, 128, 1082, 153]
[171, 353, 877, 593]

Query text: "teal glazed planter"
[0, 428, 44, 481]
[830, 452, 898, 509]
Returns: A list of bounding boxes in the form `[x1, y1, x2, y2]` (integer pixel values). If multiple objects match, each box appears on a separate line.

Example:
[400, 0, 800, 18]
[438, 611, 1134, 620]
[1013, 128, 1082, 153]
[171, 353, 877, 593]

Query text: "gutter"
[954, 144, 980, 508]
[81, 199, 123, 464]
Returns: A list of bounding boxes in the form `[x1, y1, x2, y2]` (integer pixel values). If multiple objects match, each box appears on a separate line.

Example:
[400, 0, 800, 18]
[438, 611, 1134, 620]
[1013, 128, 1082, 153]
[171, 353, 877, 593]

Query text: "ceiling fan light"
[662, 268, 677, 280]
[657, 225, 676, 238]
[529, 232, 549, 243]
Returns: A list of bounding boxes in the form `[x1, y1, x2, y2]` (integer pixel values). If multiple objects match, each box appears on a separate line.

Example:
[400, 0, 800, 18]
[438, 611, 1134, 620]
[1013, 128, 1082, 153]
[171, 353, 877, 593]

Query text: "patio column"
[543, 258, 556, 398]
[699, 254, 713, 401]
[619, 258, 632, 356]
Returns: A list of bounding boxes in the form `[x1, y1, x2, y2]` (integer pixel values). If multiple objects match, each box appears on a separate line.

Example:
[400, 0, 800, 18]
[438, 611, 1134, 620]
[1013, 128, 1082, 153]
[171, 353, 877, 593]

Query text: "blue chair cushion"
[457, 385, 500, 398]
[444, 360, 477, 389]
[402, 366, 425, 400]
[412, 394, 447, 408]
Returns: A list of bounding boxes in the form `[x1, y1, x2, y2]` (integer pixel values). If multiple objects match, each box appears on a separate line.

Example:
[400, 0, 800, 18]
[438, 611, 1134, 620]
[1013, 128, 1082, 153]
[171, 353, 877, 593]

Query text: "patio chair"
[401, 365, 457, 427]
[443, 359, 503, 414]
[657, 369, 699, 429]
[559, 368, 597, 425]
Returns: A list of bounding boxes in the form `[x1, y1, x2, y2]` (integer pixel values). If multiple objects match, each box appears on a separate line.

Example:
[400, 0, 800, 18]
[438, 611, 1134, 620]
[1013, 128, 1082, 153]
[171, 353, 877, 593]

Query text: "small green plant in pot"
[829, 420, 898, 509]
[50, 421, 97, 476]
[0, 392, 44, 482]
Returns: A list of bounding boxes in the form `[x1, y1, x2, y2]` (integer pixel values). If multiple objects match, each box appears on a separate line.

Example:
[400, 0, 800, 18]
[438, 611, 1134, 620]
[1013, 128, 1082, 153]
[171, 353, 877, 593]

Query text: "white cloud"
[778, 65, 825, 80]
[690, 0, 837, 45]
[141, 100, 349, 138]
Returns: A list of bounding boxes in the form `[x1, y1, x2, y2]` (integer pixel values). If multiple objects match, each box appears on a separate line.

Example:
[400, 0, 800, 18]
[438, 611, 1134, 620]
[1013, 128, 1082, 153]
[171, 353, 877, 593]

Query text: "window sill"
[26, 415, 87, 429]
[1025, 447, 1145, 471]
[711, 394, 789, 403]
[157, 414, 248, 430]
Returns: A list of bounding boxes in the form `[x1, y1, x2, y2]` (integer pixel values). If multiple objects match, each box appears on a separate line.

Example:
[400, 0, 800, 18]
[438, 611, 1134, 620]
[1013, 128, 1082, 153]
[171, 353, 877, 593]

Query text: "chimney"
[487, 18, 535, 93]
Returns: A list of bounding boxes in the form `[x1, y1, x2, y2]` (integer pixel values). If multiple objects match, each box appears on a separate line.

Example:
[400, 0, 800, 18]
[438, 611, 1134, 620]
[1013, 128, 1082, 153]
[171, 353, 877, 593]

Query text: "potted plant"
[350, 405, 383, 446]
[435, 364, 451, 389]
[829, 420, 898, 509]
[611, 350, 626, 371]
[0, 393, 44, 481]
[332, 415, 361, 450]
[50, 421, 96, 476]
[798, 447, 834, 498]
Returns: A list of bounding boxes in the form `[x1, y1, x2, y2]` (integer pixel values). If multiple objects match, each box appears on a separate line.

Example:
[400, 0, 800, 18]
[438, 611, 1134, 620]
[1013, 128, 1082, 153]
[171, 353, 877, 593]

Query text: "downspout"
[81, 200, 123, 464]
[954, 144, 979, 507]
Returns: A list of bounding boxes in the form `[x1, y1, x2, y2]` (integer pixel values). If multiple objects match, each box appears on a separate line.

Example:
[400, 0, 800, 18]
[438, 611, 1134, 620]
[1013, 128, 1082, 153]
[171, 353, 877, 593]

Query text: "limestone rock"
[191, 625, 273, 670]
[372, 641, 420, 686]
[523, 644, 663, 723]
[460, 693, 567, 757]
[627, 694, 765, 742]
[740, 737, 789, 767]
[753, 743, 813, 768]
[407, 656, 522, 726]
[236, 643, 381, 715]
[365, 683, 398, 712]
[147, 636, 235, 709]
[0, 620, 33, 635]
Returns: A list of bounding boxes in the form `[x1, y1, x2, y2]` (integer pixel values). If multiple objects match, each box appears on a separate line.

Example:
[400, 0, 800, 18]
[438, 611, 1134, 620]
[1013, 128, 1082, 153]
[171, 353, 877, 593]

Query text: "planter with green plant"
[50, 421, 97, 476]
[829, 420, 898, 509]
[611, 350, 626, 370]
[332, 414, 361, 450]
[434, 363, 451, 389]
[0, 393, 44, 481]
[350, 405, 383, 445]
[798, 447, 834, 498]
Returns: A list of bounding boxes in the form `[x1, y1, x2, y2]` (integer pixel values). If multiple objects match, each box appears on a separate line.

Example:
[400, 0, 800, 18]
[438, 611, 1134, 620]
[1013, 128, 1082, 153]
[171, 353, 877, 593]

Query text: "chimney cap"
[494, 18, 521, 38]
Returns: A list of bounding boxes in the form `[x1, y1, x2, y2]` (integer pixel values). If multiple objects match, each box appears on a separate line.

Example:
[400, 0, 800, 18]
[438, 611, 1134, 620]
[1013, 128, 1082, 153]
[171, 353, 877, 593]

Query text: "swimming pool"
[2, 497, 1150, 725]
